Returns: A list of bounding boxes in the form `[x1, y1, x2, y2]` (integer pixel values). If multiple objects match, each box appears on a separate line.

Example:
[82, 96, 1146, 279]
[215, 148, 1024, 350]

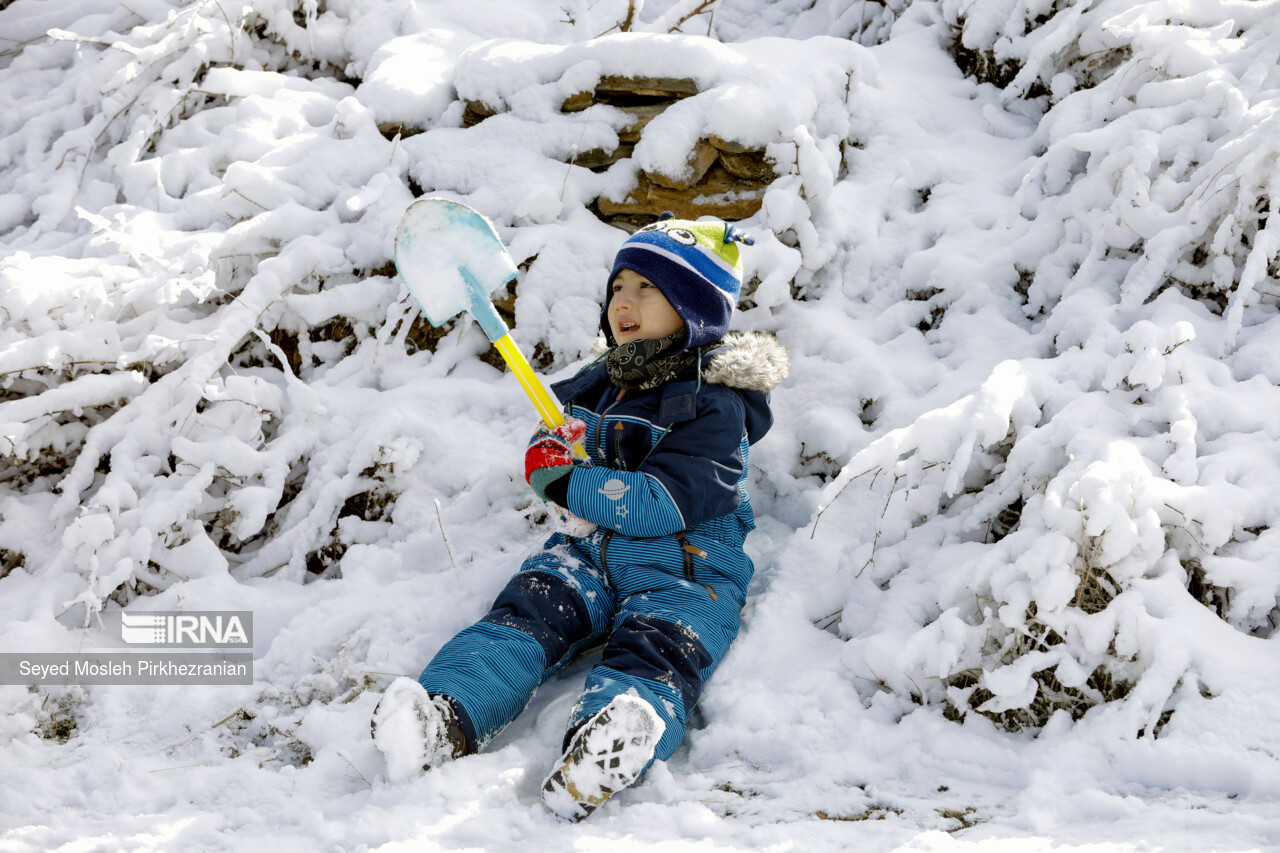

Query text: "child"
[372, 214, 790, 820]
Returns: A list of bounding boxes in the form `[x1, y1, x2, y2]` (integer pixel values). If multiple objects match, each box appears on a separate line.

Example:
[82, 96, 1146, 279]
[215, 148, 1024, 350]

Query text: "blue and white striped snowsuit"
[418, 344, 775, 762]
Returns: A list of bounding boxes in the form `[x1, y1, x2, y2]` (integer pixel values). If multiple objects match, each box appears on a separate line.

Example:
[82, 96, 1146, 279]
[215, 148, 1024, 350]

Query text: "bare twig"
[561, 105, 594, 204]
[435, 498, 458, 570]
[357, 668, 415, 679]
[339, 751, 372, 787]
[881, 472, 903, 519]
[204, 0, 237, 62]
[813, 609, 843, 632]
[211, 708, 253, 728]
[153, 563, 192, 583]
[667, 0, 718, 33]
[856, 529, 881, 577]
[810, 464, 880, 538]
[227, 188, 269, 210]
[857, 472, 902, 576]
[0, 358, 144, 380]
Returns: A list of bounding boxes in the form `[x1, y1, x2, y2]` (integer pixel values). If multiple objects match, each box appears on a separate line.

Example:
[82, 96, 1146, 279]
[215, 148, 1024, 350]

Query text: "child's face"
[608, 269, 684, 344]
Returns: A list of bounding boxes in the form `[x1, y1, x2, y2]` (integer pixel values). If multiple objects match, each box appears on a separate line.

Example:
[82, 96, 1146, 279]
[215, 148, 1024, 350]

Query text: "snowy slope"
[1, 0, 1278, 850]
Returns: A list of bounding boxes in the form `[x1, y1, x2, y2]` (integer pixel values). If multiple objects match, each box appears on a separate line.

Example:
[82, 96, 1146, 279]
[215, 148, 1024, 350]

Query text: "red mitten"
[524, 419, 595, 536]
[525, 418, 587, 492]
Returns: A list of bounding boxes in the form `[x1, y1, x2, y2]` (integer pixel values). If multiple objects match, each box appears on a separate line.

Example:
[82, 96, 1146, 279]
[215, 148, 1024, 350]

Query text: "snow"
[1, 0, 1279, 850]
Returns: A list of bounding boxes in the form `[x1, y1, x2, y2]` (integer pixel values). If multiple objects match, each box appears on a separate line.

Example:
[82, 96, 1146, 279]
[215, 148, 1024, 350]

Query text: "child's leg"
[418, 543, 614, 751]
[564, 571, 745, 763]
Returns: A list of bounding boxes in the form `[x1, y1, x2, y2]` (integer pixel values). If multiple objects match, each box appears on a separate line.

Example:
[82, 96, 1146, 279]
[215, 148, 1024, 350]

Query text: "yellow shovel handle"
[493, 334, 588, 460]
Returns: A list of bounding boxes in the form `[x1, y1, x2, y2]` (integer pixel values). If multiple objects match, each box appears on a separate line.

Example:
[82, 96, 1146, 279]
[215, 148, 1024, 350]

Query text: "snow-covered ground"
[1, 0, 1278, 849]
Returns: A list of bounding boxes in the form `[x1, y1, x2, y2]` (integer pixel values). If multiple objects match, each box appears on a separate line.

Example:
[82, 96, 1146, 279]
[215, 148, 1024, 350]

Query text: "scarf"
[605, 332, 700, 391]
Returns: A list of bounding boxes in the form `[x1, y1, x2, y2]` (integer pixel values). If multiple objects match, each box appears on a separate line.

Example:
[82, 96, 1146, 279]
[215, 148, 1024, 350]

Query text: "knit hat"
[604, 213, 754, 350]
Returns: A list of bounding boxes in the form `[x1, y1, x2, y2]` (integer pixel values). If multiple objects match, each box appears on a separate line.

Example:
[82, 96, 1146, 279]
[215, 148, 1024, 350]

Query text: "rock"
[573, 143, 635, 170]
[595, 75, 699, 102]
[643, 138, 719, 190]
[597, 165, 767, 222]
[377, 121, 423, 140]
[561, 91, 594, 112]
[707, 133, 756, 154]
[718, 148, 776, 182]
[557, 102, 663, 147]
[563, 76, 697, 113]
[462, 72, 778, 225]
[462, 100, 498, 127]
[616, 104, 667, 143]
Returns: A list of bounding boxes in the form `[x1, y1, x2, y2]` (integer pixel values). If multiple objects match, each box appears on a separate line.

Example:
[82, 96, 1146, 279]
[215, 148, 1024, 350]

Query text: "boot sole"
[542, 693, 665, 821]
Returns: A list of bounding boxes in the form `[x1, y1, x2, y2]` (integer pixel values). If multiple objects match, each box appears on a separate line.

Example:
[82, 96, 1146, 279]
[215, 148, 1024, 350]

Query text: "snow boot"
[541, 692, 666, 821]
[371, 677, 466, 781]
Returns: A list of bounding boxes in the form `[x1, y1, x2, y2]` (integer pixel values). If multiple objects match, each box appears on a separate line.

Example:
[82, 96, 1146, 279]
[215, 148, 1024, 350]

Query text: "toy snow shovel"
[394, 198, 595, 533]
[394, 198, 576, 438]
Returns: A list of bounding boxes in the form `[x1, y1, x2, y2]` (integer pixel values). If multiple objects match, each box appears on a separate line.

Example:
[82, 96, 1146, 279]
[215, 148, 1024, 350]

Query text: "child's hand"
[525, 418, 586, 493]
[551, 504, 598, 538]
[525, 418, 596, 536]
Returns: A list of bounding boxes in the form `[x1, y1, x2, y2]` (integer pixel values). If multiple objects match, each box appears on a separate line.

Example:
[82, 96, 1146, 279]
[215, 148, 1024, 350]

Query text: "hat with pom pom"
[604, 213, 754, 350]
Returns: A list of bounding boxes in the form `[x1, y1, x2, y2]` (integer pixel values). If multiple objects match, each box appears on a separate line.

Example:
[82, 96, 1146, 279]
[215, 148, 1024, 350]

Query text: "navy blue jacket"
[545, 332, 787, 595]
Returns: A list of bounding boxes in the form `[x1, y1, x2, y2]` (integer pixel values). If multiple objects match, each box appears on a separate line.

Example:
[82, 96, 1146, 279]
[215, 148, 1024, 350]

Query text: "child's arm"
[560, 392, 748, 537]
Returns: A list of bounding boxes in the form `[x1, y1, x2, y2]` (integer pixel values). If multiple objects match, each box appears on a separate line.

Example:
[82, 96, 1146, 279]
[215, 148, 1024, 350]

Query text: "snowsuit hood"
[700, 331, 790, 445]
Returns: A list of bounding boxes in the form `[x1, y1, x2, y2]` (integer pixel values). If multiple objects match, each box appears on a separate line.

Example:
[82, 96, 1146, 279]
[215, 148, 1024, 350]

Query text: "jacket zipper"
[612, 422, 626, 470]
[677, 533, 716, 601]
[598, 389, 628, 467]
[598, 530, 615, 588]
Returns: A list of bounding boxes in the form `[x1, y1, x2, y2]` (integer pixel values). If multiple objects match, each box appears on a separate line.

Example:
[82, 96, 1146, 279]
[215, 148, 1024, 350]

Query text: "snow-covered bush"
[1018, 3, 1280, 339]
[939, 0, 1136, 100]
[0, 0, 431, 614]
[702, 0, 908, 45]
[800, 0, 1280, 733]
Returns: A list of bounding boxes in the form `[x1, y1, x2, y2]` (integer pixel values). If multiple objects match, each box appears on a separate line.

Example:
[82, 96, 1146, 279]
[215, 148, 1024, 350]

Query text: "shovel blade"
[393, 198, 519, 332]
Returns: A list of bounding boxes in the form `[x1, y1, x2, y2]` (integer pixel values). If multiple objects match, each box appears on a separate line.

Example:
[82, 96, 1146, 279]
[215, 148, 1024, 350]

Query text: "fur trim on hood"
[588, 331, 790, 393]
[702, 331, 790, 393]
